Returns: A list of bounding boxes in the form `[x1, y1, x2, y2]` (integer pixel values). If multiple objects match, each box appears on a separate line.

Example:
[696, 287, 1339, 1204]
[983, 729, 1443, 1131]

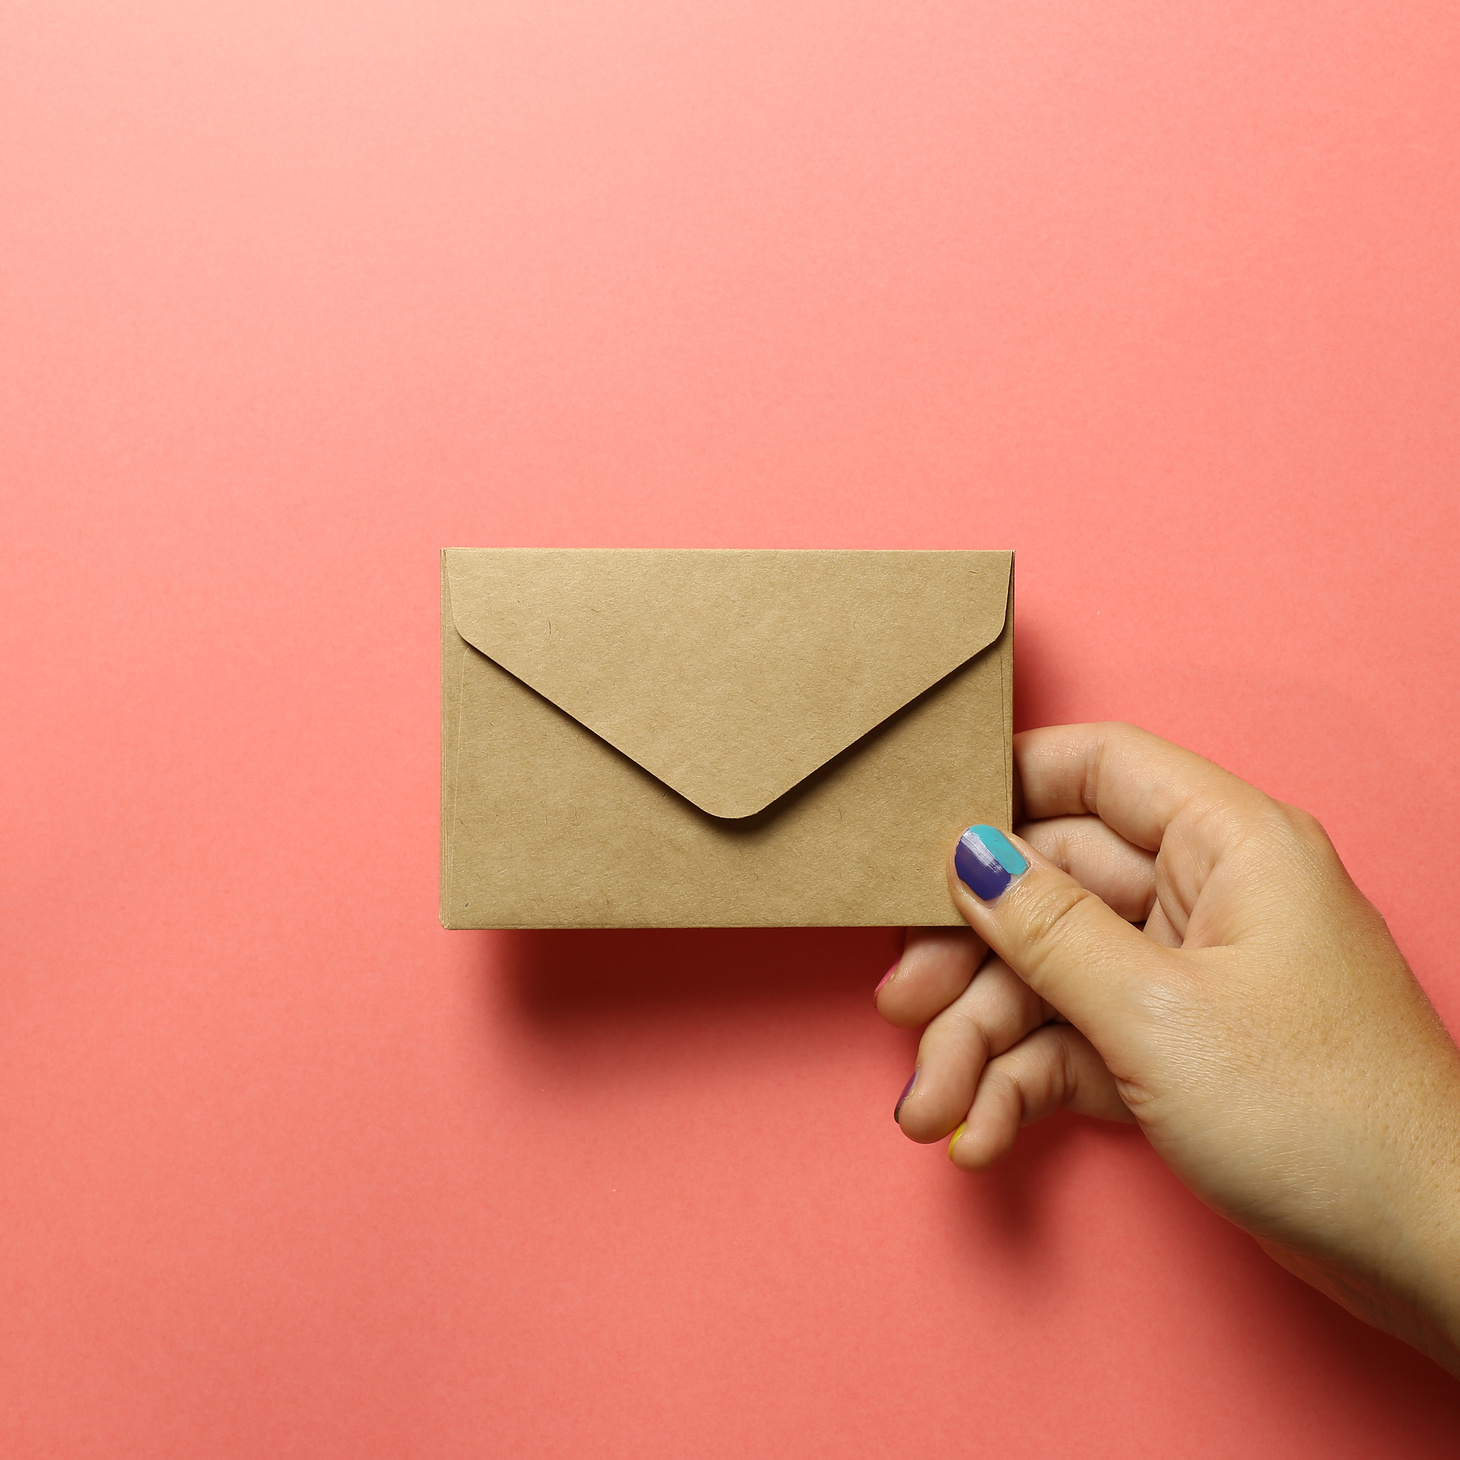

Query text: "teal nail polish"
[954, 824, 1027, 900]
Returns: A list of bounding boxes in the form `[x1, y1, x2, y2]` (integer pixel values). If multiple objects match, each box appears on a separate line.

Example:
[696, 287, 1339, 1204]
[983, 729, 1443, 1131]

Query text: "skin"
[877, 723, 1460, 1375]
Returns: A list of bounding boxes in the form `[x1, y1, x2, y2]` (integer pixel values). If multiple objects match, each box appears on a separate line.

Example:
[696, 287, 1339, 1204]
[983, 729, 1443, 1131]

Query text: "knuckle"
[965, 970, 1044, 1041]
[1279, 803, 1332, 850]
[1214, 797, 1336, 878]
[993, 1030, 1068, 1119]
[1019, 819, 1067, 867]
[1253, 802, 1346, 883]
[1017, 882, 1104, 981]
[933, 1006, 993, 1066]
[979, 1062, 1025, 1120]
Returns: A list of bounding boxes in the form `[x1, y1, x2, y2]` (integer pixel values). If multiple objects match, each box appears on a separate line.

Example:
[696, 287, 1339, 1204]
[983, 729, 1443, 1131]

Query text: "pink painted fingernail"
[874, 962, 899, 999]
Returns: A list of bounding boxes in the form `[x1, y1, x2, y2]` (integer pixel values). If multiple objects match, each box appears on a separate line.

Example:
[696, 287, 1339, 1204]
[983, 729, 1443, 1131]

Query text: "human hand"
[876, 723, 1460, 1374]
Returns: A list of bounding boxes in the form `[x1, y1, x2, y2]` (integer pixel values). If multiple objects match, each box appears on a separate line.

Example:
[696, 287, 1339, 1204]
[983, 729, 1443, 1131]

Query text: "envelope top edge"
[444, 549, 1012, 819]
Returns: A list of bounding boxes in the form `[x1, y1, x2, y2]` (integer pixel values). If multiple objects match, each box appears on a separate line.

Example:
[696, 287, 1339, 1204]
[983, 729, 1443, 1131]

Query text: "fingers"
[875, 925, 986, 1029]
[1017, 816, 1157, 923]
[894, 957, 1053, 1142]
[949, 1024, 1135, 1171]
[1014, 723, 1269, 854]
[947, 827, 1171, 1042]
[881, 819, 1158, 1047]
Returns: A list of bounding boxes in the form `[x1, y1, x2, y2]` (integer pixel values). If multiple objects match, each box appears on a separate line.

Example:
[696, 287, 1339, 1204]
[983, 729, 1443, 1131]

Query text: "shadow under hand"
[951, 1110, 1119, 1263]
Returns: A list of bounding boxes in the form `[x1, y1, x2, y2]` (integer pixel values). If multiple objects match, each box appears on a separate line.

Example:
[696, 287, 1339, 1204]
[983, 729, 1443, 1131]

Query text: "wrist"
[1366, 1103, 1460, 1375]
[1404, 1168, 1460, 1375]
[1273, 1097, 1460, 1375]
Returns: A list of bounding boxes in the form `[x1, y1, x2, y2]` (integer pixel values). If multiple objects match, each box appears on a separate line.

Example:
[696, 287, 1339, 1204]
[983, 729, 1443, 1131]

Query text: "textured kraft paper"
[441, 549, 1014, 928]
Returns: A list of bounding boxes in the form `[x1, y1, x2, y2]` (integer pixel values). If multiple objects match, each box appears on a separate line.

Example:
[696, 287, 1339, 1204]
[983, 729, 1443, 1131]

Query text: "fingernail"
[954, 824, 1027, 902]
[874, 961, 899, 999]
[893, 1068, 918, 1122]
[948, 1122, 966, 1158]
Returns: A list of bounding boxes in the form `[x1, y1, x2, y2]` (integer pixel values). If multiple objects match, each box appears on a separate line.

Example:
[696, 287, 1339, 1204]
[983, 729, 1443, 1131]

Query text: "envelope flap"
[445, 549, 1012, 820]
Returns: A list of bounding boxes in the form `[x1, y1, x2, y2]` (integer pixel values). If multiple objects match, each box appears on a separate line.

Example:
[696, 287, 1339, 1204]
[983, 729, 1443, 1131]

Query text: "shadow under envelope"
[493, 925, 900, 1024]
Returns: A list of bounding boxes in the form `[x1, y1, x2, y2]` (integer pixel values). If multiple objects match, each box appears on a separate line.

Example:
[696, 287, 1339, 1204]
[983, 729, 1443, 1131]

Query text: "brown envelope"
[441, 549, 1014, 928]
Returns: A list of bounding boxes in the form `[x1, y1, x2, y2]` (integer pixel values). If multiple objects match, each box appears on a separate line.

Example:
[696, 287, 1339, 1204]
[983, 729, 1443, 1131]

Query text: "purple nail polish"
[894, 1068, 918, 1122]
[953, 824, 1028, 901]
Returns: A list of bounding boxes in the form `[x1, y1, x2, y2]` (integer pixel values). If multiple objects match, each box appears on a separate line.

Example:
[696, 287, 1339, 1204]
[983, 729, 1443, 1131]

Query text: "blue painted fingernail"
[954, 824, 1027, 901]
[894, 1068, 918, 1122]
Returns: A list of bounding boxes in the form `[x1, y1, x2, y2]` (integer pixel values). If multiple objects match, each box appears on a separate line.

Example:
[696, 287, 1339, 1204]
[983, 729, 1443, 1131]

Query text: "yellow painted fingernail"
[948, 1123, 966, 1159]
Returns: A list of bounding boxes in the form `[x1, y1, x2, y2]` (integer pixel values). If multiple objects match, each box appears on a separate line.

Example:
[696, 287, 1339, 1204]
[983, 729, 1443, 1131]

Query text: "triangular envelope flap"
[446, 549, 1012, 819]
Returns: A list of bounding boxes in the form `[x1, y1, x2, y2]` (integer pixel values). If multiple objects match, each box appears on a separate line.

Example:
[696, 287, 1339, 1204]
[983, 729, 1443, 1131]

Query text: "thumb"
[947, 824, 1168, 1039]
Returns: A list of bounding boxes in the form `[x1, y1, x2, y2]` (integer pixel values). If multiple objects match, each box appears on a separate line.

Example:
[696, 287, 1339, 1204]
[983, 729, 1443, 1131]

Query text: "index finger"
[1015, 723, 1269, 852]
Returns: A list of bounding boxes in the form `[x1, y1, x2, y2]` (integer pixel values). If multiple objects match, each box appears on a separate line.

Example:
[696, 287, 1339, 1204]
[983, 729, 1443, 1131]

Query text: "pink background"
[4, 1, 1459, 1454]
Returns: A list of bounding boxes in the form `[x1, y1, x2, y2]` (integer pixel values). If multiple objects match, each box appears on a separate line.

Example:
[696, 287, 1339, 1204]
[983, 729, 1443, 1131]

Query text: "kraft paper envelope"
[441, 549, 1014, 928]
